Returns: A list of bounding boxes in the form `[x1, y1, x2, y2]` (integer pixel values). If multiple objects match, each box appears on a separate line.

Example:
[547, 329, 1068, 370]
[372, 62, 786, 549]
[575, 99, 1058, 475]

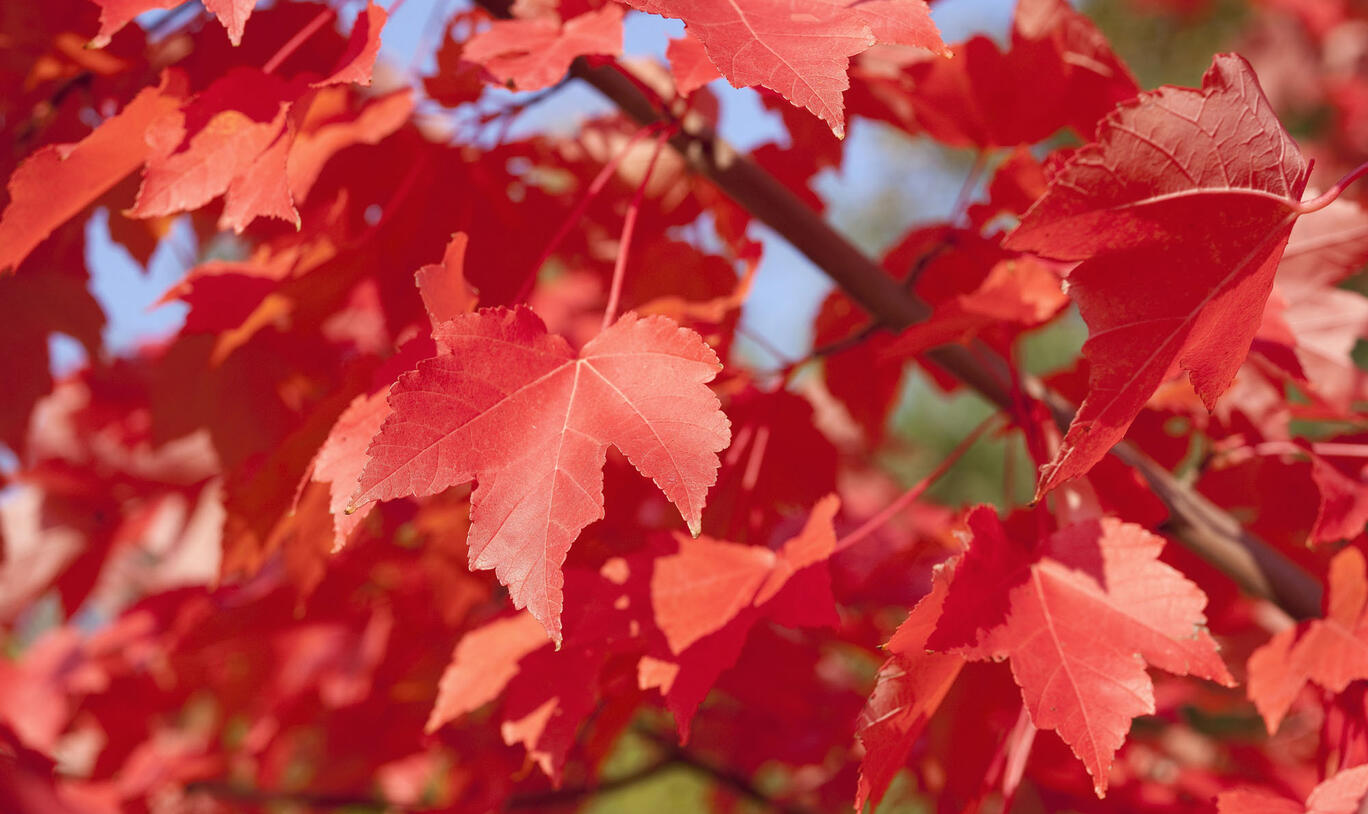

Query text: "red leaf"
[1308, 445, 1368, 545]
[286, 89, 413, 204]
[651, 494, 839, 654]
[311, 391, 389, 550]
[463, 4, 623, 92]
[87, 0, 179, 48]
[202, 0, 257, 46]
[642, 498, 841, 737]
[129, 68, 303, 232]
[89, 0, 257, 47]
[855, 565, 965, 811]
[1218, 764, 1368, 814]
[426, 612, 550, 733]
[352, 307, 730, 641]
[0, 74, 185, 273]
[666, 33, 720, 96]
[425, 15, 488, 106]
[314, 1, 387, 88]
[1004, 53, 1311, 498]
[934, 508, 1232, 796]
[1247, 546, 1368, 734]
[881, 0, 1138, 148]
[884, 254, 1067, 356]
[626, 0, 945, 138]
[1265, 198, 1368, 410]
[415, 233, 478, 326]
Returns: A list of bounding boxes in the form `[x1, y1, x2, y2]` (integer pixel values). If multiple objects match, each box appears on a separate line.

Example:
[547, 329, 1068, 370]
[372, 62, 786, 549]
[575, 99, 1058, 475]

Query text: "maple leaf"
[308, 236, 474, 551]
[0, 73, 186, 274]
[625, 0, 945, 138]
[129, 68, 303, 231]
[1247, 546, 1368, 734]
[311, 391, 390, 551]
[352, 306, 731, 641]
[651, 494, 840, 654]
[1218, 763, 1368, 814]
[124, 72, 409, 235]
[89, 0, 257, 48]
[1260, 198, 1368, 411]
[880, 0, 1139, 148]
[1005, 53, 1312, 498]
[314, 1, 387, 88]
[883, 253, 1067, 357]
[463, 4, 624, 92]
[426, 591, 617, 783]
[930, 507, 1232, 796]
[855, 564, 965, 811]
[202, 0, 256, 45]
[415, 233, 479, 325]
[1310, 454, 1368, 545]
[426, 612, 550, 733]
[643, 496, 842, 736]
[666, 33, 720, 96]
[285, 88, 414, 204]
[425, 14, 488, 106]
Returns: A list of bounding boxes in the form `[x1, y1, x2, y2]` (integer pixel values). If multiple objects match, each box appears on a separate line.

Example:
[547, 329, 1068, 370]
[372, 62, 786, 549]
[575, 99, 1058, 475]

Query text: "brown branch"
[182, 780, 400, 811]
[504, 756, 677, 808]
[183, 758, 679, 813]
[631, 728, 825, 814]
[522, 51, 1325, 620]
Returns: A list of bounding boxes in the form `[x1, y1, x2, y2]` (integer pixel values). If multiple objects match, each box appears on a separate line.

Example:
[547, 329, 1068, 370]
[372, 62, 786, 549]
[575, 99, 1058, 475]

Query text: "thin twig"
[505, 756, 677, 808]
[633, 727, 824, 814]
[513, 121, 663, 304]
[262, 7, 336, 75]
[602, 127, 673, 331]
[833, 413, 1001, 554]
[183, 780, 402, 812]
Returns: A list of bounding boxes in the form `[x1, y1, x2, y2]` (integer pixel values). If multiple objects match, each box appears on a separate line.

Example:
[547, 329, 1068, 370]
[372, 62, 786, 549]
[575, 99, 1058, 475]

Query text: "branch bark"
[472, 0, 1323, 621]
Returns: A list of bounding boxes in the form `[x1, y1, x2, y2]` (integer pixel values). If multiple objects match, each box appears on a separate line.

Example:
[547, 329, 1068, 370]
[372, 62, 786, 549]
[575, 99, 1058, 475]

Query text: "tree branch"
[183, 757, 680, 813]
[182, 780, 400, 811]
[629, 727, 825, 814]
[471, 0, 1321, 622]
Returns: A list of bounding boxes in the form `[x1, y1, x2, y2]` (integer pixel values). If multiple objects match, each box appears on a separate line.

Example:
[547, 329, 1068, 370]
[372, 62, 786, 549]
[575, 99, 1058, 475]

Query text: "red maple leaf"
[315, 1, 387, 88]
[1260, 198, 1368, 411]
[351, 306, 731, 641]
[642, 496, 842, 737]
[626, 0, 945, 137]
[651, 494, 840, 654]
[0, 73, 185, 274]
[929, 507, 1233, 796]
[1005, 53, 1313, 498]
[874, 0, 1138, 148]
[463, 4, 623, 92]
[1218, 763, 1368, 814]
[90, 0, 258, 48]
[1247, 546, 1368, 734]
[855, 564, 965, 811]
[128, 68, 303, 231]
[426, 612, 550, 734]
[665, 33, 719, 96]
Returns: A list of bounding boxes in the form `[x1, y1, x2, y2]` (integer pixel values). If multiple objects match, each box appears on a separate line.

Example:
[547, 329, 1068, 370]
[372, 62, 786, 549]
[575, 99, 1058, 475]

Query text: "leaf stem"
[262, 7, 336, 75]
[951, 149, 990, 225]
[832, 412, 1001, 554]
[1295, 159, 1368, 214]
[513, 121, 662, 305]
[601, 126, 673, 332]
